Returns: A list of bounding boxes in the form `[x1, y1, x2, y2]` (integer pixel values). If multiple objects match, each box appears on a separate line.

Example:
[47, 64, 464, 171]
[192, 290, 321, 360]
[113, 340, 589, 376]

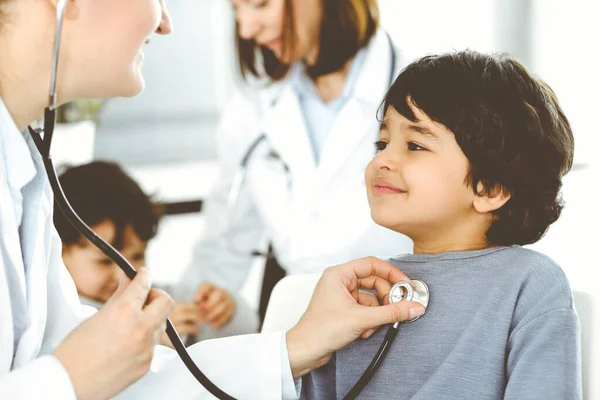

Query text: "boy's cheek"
[364, 163, 375, 192]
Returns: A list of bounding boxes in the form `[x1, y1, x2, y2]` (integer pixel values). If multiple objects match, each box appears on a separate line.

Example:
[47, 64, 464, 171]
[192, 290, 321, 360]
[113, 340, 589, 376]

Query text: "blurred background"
[56, 0, 600, 279]
[54, 0, 598, 394]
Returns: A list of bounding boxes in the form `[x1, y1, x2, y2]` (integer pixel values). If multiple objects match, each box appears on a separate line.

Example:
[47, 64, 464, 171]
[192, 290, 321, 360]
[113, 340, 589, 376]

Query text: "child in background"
[303, 51, 581, 399]
[54, 161, 249, 347]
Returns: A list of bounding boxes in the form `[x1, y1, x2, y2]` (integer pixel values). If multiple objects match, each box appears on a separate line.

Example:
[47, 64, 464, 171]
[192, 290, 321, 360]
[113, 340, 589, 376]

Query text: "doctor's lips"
[373, 178, 407, 195]
[261, 38, 282, 51]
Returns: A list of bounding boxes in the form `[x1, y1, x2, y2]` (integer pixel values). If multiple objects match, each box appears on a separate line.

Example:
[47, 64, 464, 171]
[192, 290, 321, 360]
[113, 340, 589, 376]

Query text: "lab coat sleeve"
[0, 228, 90, 398]
[0, 355, 77, 399]
[170, 92, 268, 301]
[115, 330, 300, 399]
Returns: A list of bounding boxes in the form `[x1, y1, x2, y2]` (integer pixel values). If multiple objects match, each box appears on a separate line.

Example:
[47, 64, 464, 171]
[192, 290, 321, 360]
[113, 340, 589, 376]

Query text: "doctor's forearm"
[286, 326, 331, 379]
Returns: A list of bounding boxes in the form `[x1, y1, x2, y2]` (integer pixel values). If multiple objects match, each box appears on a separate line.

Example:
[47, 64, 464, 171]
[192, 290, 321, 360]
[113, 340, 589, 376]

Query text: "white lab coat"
[175, 29, 412, 301]
[0, 101, 298, 399]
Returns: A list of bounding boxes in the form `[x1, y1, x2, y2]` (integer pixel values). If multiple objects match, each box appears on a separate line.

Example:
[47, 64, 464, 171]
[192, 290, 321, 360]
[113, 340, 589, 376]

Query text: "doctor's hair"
[380, 50, 574, 246]
[236, 0, 379, 81]
[54, 161, 162, 249]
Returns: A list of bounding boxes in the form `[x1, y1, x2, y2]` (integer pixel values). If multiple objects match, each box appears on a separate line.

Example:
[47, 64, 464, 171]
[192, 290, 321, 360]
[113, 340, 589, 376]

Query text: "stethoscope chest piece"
[388, 279, 430, 322]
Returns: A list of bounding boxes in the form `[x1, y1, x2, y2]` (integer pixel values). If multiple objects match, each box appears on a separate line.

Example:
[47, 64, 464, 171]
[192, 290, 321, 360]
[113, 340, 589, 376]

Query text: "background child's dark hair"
[381, 50, 574, 246]
[54, 161, 162, 249]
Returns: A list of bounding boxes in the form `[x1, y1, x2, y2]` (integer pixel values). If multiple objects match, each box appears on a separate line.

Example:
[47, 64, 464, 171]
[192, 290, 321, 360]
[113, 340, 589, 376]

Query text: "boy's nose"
[156, 0, 173, 35]
[372, 150, 398, 172]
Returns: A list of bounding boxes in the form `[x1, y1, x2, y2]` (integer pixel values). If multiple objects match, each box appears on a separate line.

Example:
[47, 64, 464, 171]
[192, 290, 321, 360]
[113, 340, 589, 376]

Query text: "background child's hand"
[160, 301, 201, 348]
[194, 282, 236, 329]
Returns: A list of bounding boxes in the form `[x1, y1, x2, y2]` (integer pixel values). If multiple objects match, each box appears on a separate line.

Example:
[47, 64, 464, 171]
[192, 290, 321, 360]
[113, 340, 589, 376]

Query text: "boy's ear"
[473, 182, 511, 214]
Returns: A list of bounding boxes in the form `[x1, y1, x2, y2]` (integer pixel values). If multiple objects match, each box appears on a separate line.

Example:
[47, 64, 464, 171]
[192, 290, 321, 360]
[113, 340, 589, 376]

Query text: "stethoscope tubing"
[29, 125, 238, 400]
[342, 325, 399, 400]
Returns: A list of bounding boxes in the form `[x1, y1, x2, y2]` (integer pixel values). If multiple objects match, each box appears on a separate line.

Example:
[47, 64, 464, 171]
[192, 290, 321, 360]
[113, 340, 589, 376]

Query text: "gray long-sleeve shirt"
[303, 246, 582, 399]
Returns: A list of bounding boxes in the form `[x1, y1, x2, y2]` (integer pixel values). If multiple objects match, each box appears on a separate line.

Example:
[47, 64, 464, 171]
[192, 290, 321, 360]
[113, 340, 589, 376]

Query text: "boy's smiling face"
[62, 220, 148, 303]
[365, 103, 495, 252]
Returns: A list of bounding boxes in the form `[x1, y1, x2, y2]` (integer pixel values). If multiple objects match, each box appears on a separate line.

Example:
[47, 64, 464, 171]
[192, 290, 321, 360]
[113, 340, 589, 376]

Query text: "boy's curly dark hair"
[54, 161, 162, 249]
[381, 50, 574, 246]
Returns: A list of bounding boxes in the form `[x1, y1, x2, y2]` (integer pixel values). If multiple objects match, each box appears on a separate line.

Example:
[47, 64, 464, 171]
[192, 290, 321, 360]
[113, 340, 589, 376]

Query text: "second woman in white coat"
[173, 0, 413, 337]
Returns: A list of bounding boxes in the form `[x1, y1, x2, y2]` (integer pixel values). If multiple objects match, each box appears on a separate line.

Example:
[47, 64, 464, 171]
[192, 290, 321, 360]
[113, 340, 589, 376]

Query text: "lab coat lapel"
[0, 243, 14, 375]
[317, 29, 399, 188]
[0, 146, 16, 374]
[262, 85, 316, 181]
[316, 100, 373, 188]
[0, 132, 27, 370]
[12, 133, 50, 367]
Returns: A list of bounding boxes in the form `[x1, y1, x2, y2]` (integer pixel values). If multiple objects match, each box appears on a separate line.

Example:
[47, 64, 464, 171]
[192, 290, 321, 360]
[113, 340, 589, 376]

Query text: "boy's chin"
[370, 210, 406, 233]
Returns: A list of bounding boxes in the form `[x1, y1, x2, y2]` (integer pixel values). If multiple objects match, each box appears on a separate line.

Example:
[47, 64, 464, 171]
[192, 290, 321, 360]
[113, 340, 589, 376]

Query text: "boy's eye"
[374, 140, 388, 152]
[97, 258, 113, 266]
[251, 0, 268, 8]
[132, 253, 145, 262]
[408, 142, 427, 151]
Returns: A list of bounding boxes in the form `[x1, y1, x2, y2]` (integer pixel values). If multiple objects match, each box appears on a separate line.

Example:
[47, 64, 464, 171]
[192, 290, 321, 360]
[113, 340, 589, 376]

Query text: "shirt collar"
[290, 47, 368, 106]
[0, 97, 37, 193]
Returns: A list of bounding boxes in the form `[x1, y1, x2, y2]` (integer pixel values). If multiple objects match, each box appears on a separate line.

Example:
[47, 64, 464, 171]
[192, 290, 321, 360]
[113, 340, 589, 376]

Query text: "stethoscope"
[226, 31, 399, 259]
[27, 1, 236, 399]
[26, 3, 423, 398]
[342, 279, 430, 399]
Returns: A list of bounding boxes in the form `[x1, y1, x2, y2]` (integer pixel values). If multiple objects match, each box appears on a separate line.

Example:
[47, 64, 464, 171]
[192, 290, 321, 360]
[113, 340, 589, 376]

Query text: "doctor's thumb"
[362, 301, 425, 328]
[112, 274, 133, 298]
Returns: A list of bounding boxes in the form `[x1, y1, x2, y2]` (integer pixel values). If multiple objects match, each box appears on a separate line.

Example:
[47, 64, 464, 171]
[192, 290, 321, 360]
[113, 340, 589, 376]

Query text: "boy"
[55, 161, 255, 347]
[302, 51, 581, 399]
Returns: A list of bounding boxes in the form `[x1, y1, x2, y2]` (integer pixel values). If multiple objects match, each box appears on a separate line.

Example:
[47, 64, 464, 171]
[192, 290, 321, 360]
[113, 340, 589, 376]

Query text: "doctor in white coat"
[0, 0, 426, 399]
[173, 0, 413, 337]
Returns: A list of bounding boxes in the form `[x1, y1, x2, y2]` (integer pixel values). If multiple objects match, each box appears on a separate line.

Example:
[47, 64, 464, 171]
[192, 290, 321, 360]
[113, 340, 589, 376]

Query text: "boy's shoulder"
[390, 246, 574, 319]
[500, 246, 570, 288]
[499, 246, 575, 327]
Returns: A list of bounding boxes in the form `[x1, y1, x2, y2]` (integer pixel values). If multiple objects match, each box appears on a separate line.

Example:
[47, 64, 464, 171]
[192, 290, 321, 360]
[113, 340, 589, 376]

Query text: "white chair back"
[261, 274, 321, 333]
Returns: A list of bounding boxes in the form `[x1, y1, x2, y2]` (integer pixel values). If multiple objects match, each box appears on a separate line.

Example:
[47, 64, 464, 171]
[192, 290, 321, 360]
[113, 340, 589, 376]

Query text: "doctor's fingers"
[357, 290, 380, 307]
[210, 308, 235, 329]
[201, 288, 230, 309]
[206, 300, 234, 323]
[194, 282, 216, 302]
[170, 320, 201, 337]
[143, 288, 176, 323]
[357, 291, 382, 339]
[356, 276, 395, 304]
[170, 303, 202, 324]
[116, 267, 153, 308]
[359, 300, 425, 330]
[335, 257, 409, 287]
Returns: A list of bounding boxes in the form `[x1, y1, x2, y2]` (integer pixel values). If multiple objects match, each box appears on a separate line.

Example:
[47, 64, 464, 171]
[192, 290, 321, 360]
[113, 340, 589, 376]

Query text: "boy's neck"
[410, 218, 491, 255]
[413, 241, 490, 255]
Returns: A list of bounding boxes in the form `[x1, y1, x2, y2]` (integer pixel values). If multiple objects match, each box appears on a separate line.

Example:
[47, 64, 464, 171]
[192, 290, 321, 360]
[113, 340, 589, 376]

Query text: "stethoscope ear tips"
[388, 279, 430, 322]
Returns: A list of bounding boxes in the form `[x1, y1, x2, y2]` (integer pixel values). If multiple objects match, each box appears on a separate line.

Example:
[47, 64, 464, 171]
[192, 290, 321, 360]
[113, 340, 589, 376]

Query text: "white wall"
[379, 0, 496, 63]
[94, 0, 236, 164]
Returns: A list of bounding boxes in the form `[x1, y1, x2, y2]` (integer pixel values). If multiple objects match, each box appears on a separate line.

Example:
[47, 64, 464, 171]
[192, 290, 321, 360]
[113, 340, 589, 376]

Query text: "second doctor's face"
[60, 0, 172, 100]
[232, 0, 323, 64]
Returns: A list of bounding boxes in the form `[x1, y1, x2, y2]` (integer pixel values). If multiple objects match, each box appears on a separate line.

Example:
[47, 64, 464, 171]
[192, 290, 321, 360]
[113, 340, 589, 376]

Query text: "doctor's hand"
[285, 257, 425, 379]
[194, 282, 236, 329]
[53, 268, 175, 400]
[160, 301, 201, 348]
